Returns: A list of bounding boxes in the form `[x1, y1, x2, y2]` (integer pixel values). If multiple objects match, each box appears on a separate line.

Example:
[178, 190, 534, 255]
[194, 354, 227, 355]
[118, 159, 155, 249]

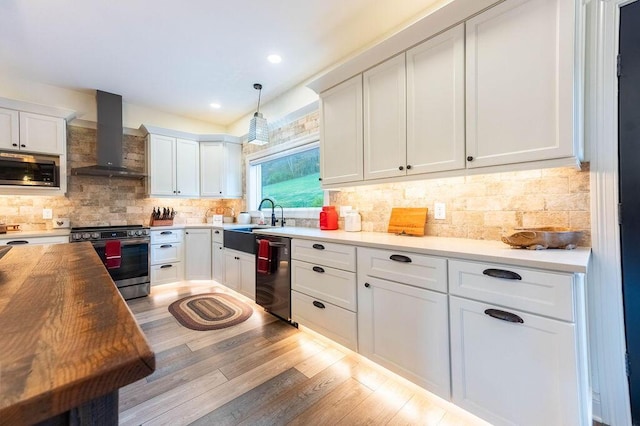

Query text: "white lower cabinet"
[185, 228, 212, 280]
[150, 229, 184, 285]
[212, 229, 225, 283]
[448, 259, 588, 426]
[223, 248, 255, 299]
[357, 275, 450, 399]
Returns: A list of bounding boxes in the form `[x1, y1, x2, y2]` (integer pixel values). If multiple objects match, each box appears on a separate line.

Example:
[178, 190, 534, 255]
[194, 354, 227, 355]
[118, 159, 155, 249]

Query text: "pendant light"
[248, 83, 269, 145]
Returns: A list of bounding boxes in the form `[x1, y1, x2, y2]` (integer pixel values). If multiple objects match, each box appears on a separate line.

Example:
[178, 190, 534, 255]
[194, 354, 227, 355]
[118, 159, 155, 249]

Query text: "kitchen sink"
[223, 228, 257, 254]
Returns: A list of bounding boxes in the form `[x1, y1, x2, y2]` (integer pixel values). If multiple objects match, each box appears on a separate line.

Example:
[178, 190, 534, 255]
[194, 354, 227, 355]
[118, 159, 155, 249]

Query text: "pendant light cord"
[254, 83, 263, 114]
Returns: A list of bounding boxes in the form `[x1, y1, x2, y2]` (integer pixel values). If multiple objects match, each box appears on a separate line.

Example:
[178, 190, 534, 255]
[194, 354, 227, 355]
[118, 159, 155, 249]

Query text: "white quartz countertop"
[150, 223, 254, 231]
[0, 229, 70, 239]
[251, 227, 591, 274]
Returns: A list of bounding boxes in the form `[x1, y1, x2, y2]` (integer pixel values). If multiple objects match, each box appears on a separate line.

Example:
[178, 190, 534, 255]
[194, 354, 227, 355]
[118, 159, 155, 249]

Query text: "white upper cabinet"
[200, 141, 242, 198]
[407, 24, 466, 174]
[147, 134, 199, 197]
[0, 108, 65, 155]
[364, 54, 407, 180]
[319, 75, 364, 186]
[465, 0, 576, 168]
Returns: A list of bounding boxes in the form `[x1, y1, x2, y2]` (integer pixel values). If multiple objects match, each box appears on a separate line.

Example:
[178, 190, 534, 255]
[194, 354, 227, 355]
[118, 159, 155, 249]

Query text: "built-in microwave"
[0, 151, 60, 187]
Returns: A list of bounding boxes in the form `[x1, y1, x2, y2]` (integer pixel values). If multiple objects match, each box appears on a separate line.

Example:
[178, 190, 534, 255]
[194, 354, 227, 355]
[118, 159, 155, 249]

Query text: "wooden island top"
[0, 242, 155, 424]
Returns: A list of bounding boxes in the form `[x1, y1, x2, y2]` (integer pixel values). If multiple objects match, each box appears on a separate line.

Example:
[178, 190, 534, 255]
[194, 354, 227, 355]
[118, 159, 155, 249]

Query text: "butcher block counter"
[0, 243, 155, 424]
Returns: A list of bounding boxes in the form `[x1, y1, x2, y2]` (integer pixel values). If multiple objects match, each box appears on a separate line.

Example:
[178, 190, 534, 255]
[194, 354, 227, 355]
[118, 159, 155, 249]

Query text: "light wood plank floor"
[119, 281, 490, 426]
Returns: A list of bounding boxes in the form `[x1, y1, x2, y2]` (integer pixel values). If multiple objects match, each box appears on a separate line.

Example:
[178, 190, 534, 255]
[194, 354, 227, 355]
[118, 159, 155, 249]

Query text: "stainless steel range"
[70, 225, 150, 300]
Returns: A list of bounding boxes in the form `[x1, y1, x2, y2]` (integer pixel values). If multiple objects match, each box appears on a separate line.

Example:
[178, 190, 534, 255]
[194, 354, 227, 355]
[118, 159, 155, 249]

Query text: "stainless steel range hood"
[71, 90, 146, 179]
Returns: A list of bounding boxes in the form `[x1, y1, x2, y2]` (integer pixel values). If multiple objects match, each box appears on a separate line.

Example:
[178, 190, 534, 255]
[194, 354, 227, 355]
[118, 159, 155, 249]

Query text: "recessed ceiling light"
[210, 103, 221, 109]
[267, 54, 282, 64]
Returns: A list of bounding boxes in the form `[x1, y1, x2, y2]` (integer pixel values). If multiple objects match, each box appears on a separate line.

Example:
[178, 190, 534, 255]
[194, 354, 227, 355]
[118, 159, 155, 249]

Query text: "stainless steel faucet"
[258, 198, 277, 227]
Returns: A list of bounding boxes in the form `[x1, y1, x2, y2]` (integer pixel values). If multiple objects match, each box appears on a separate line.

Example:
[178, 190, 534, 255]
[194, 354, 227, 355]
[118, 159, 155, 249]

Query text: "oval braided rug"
[168, 293, 253, 331]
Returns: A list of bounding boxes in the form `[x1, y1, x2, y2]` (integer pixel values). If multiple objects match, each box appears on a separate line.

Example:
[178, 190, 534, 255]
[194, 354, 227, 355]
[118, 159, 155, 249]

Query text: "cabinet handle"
[219, 246, 223, 250]
[173, 190, 177, 193]
[484, 308, 524, 324]
[20, 144, 26, 148]
[406, 165, 412, 170]
[482, 268, 522, 280]
[160, 264, 173, 269]
[214, 230, 220, 234]
[364, 282, 370, 288]
[12, 143, 18, 147]
[318, 177, 322, 181]
[399, 165, 404, 171]
[312, 301, 326, 309]
[312, 266, 325, 273]
[160, 231, 173, 235]
[467, 156, 474, 162]
[389, 254, 412, 263]
[7, 240, 29, 245]
[312, 243, 325, 250]
[186, 232, 189, 234]
[160, 244, 173, 248]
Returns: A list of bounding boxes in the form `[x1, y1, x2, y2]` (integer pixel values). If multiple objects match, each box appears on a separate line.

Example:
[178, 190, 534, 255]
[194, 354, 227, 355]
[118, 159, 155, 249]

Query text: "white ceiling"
[0, 0, 444, 127]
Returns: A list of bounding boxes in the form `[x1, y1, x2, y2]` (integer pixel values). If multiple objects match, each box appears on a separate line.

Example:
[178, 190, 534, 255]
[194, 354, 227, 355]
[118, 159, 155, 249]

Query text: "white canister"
[344, 210, 362, 232]
[237, 212, 251, 224]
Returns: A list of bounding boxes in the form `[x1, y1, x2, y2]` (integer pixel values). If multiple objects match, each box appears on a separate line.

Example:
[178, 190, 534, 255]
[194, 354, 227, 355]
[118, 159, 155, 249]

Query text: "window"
[247, 135, 325, 217]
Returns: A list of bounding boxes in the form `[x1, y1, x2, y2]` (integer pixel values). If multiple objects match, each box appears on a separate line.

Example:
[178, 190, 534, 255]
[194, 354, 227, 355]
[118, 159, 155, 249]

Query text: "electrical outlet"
[434, 203, 446, 220]
[42, 208, 53, 219]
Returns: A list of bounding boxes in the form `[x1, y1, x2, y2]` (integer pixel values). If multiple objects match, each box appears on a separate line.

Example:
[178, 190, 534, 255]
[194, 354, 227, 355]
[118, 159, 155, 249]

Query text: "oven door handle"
[91, 239, 150, 248]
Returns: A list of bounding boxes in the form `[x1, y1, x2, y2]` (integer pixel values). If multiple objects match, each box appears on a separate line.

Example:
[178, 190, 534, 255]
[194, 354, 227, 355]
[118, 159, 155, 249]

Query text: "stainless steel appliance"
[0, 151, 60, 187]
[255, 234, 292, 323]
[70, 225, 150, 300]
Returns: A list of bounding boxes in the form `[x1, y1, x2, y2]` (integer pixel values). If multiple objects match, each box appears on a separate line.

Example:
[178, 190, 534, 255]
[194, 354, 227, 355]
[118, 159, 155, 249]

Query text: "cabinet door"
[176, 138, 200, 197]
[465, 0, 575, 168]
[200, 142, 224, 197]
[185, 229, 212, 280]
[223, 250, 240, 291]
[19, 112, 65, 155]
[212, 242, 225, 283]
[364, 54, 407, 180]
[449, 296, 580, 426]
[238, 251, 256, 300]
[319, 75, 364, 186]
[357, 276, 451, 399]
[407, 24, 465, 174]
[0, 108, 19, 151]
[149, 134, 176, 196]
[224, 142, 242, 198]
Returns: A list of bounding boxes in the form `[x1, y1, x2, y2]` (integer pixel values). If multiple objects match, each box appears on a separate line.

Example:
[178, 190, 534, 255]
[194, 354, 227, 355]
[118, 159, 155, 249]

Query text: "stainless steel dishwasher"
[255, 234, 293, 323]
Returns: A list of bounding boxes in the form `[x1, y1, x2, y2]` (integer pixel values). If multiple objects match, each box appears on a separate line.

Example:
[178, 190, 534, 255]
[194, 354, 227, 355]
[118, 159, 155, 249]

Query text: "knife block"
[150, 214, 173, 227]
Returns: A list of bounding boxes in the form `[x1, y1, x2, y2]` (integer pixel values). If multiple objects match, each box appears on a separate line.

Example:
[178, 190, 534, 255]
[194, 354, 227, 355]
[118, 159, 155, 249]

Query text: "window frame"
[246, 133, 327, 219]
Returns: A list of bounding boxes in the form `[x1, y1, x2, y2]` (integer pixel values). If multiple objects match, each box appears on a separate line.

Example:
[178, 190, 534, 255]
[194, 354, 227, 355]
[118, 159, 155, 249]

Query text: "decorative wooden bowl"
[501, 227, 583, 250]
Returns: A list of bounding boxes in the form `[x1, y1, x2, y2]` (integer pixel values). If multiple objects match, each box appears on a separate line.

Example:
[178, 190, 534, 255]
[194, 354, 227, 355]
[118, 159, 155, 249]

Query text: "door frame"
[589, 0, 635, 424]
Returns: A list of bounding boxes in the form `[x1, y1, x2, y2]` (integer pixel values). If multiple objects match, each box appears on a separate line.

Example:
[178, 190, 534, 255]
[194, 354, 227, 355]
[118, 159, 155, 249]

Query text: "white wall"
[0, 75, 226, 133]
[226, 82, 319, 137]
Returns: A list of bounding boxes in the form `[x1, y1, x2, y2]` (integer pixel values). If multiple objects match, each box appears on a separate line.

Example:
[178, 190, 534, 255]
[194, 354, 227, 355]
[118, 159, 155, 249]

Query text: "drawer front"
[357, 247, 447, 293]
[292, 239, 356, 272]
[292, 290, 357, 351]
[150, 229, 183, 244]
[151, 242, 183, 264]
[291, 260, 357, 311]
[449, 259, 575, 321]
[212, 228, 224, 244]
[151, 262, 184, 285]
[0, 236, 69, 245]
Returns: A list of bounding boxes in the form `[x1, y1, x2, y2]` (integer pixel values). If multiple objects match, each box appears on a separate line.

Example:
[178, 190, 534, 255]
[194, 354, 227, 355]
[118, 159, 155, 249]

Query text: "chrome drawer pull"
[483, 268, 522, 280]
[390, 254, 412, 263]
[160, 231, 173, 235]
[312, 243, 325, 250]
[160, 244, 173, 248]
[313, 301, 326, 309]
[484, 308, 524, 324]
[160, 264, 173, 269]
[312, 266, 325, 273]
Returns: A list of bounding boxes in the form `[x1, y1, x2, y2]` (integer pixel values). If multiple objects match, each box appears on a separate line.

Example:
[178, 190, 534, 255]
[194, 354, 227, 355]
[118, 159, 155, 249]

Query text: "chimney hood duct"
[71, 90, 146, 179]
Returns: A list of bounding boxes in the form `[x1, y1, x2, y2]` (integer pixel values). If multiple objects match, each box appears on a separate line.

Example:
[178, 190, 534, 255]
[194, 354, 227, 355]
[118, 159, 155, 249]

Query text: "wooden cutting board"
[387, 207, 428, 236]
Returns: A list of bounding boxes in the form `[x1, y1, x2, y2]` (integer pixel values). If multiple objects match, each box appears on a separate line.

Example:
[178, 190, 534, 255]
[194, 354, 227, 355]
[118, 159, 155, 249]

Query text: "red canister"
[319, 206, 339, 230]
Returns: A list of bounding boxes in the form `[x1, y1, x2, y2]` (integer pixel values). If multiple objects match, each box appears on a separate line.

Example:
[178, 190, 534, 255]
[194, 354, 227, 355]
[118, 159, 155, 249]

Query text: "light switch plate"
[434, 203, 446, 220]
[42, 208, 53, 219]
